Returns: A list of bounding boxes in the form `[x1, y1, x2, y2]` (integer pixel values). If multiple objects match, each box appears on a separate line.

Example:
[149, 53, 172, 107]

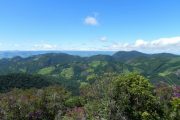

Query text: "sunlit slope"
[0, 51, 179, 85]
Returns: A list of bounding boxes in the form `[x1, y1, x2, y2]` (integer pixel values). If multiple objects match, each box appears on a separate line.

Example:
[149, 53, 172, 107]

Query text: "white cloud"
[102, 36, 180, 53]
[84, 16, 98, 26]
[2, 36, 179, 54]
[150, 37, 180, 47]
[133, 37, 180, 49]
[134, 39, 148, 47]
[32, 44, 58, 50]
[99, 36, 108, 42]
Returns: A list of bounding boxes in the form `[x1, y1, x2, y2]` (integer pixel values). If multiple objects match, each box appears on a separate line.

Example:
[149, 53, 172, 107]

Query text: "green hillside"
[0, 51, 179, 85]
[0, 51, 179, 120]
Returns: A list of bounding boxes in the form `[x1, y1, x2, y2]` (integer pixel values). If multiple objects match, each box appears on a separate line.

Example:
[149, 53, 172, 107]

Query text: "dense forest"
[0, 51, 180, 85]
[0, 51, 179, 119]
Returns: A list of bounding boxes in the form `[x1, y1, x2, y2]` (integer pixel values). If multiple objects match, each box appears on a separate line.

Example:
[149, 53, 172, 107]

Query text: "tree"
[82, 73, 116, 120]
[169, 98, 180, 120]
[111, 73, 165, 120]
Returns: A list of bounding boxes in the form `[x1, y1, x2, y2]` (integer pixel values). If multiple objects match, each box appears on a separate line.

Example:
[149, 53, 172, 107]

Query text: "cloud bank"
[32, 44, 58, 50]
[105, 36, 180, 53]
[1, 36, 179, 54]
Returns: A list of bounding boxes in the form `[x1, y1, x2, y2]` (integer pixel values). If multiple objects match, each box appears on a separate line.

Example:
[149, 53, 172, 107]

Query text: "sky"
[0, 0, 180, 54]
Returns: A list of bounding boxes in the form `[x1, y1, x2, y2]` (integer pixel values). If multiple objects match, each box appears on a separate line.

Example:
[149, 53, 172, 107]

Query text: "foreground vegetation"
[0, 73, 179, 120]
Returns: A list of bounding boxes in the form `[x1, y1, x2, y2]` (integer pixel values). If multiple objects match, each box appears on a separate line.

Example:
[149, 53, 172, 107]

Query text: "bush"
[111, 73, 165, 120]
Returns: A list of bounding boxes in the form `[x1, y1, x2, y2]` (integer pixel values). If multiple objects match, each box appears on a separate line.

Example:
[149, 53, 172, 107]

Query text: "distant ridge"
[0, 50, 179, 59]
[112, 51, 148, 61]
[0, 51, 115, 58]
[0, 50, 179, 85]
[113, 51, 179, 61]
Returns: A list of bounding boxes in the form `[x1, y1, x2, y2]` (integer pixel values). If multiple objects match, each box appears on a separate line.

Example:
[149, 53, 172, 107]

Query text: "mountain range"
[0, 51, 115, 58]
[0, 51, 179, 85]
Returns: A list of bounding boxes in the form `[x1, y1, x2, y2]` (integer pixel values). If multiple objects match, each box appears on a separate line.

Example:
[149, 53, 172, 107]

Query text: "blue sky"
[0, 0, 180, 53]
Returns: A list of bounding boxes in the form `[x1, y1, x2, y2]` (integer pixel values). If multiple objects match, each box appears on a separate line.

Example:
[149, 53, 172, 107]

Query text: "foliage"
[65, 96, 85, 108]
[81, 73, 116, 120]
[60, 67, 74, 79]
[0, 72, 179, 119]
[169, 98, 180, 119]
[0, 73, 53, 92]
[0, 86, 71, 120]
[111, 73, 165, 120]
[38, 66, 55, 75]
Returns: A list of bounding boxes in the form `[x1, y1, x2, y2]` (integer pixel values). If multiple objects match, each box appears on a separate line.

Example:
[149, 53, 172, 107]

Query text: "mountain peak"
[113, 51, 148, 61]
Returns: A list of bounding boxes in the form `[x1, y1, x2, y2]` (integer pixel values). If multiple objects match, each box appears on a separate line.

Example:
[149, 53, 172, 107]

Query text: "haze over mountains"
[0, 50, 179, 59]
[0, 51, 115, 58]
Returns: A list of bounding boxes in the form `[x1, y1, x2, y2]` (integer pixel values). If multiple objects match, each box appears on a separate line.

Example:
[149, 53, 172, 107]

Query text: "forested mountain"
[0, 51, 179, 119]
[0, 51, 179, 85]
